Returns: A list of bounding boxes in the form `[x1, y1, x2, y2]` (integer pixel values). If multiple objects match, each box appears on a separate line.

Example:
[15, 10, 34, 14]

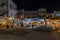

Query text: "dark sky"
[13, 0, 60, 13]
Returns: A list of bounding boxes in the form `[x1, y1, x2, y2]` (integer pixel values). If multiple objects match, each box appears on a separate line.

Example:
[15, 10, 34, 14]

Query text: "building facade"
[52, 11, 60, 19]
[37, 8, 46, 18]
[46, 10, 60, 19]
[17, 8, 47, 19]
[18, 9, 37, 19]
[21, 9, 37, 18]
[0, 0, 18, 29]
[46, 13, 54, 19]
[0, 0, 17, 18]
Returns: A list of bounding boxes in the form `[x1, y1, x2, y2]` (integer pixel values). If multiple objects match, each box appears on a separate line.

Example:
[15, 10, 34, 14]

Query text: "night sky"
[13, 0, 60, 13]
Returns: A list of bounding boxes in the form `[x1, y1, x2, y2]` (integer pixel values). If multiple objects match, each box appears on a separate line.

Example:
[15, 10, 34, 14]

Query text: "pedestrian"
[32, 25, 34, 28]
[20, 22, 23, 27]
[6, 25, 9, 29]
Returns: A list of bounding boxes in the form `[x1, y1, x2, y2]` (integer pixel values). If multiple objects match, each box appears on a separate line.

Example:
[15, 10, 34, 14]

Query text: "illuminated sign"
[55, 13, 60, 17]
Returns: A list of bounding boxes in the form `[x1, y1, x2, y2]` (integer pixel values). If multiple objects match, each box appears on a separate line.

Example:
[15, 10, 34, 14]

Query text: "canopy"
[24, 18, 44, 21]
[31, 18, 44, 21]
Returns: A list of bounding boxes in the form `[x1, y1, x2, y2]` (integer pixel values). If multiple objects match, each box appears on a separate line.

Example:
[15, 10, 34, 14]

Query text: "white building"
[0, 0, 17, 18]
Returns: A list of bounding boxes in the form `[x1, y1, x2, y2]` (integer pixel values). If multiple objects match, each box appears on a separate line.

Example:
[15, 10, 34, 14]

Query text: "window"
[0, 12, 5, 16]
[39, 11, 41, 13]
[10, 5, 12, 8]
[10, 5, 12, 7]
[0, 3, 5, 7]
[11, 13, 12, 16]
[14, 8, 15, 10]
[10, 5, 14, 10]
[43, 11, 45, 13]
[2, 3, 5, 6]
[3, 12, 5, 15]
